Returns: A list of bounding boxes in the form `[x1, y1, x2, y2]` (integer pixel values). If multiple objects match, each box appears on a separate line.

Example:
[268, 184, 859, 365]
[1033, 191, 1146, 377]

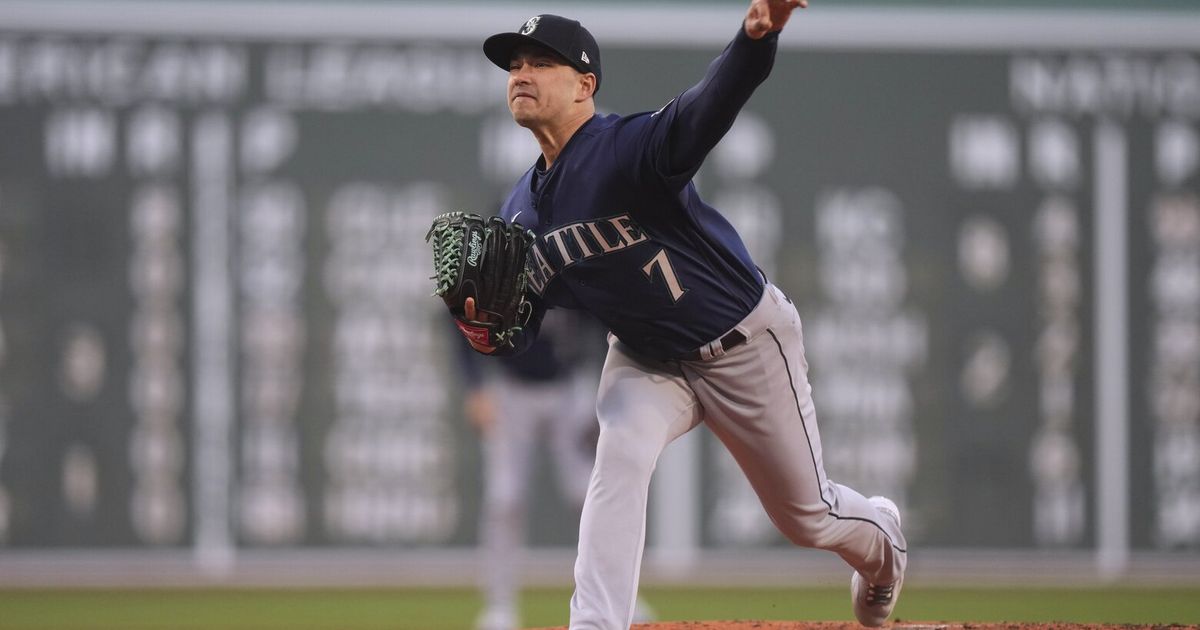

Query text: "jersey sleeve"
[618, 27, 779, 192]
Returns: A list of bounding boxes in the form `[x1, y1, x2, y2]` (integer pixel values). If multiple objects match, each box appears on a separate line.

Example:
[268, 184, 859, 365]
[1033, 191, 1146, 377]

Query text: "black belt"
[682, 329, 747, 361]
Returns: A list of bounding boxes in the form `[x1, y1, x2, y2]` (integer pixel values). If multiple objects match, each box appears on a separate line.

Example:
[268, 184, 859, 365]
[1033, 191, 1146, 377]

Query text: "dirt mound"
[532, 623, 1196, 630]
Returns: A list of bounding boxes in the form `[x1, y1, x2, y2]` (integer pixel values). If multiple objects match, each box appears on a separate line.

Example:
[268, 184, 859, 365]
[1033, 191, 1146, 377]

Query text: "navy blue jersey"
[500, 28, 778, 361]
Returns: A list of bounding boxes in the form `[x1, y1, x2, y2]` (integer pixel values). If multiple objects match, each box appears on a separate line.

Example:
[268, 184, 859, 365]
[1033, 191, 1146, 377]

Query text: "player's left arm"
[653, 0, 807, 184]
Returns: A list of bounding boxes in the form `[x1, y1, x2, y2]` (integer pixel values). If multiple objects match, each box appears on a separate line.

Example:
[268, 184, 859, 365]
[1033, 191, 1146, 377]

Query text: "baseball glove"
[425, 211, 535, 350]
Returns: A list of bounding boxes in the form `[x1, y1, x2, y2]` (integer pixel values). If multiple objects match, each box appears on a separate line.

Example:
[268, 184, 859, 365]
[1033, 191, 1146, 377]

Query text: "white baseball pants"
[569, 284, 908, 630]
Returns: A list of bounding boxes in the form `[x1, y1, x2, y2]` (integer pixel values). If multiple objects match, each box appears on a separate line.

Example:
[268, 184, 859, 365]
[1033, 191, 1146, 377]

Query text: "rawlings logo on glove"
[466, 230, 484, 267]
[425, 211, 535, 351]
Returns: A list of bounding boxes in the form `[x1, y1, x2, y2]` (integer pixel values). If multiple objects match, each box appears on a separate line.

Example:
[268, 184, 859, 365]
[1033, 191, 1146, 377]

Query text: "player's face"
[506, 46, 588, 127]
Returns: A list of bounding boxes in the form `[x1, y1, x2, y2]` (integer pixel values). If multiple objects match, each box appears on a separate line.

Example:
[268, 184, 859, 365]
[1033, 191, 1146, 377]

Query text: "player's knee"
[594, 425, 661, 478]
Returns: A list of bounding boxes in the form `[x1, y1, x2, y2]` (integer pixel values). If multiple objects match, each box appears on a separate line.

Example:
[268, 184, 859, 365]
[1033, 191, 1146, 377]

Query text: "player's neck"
[532, 108, 595, 168]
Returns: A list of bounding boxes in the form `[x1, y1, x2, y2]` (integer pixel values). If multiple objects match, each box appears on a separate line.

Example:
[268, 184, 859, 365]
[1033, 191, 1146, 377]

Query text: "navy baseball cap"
[484, 14, 602, 93]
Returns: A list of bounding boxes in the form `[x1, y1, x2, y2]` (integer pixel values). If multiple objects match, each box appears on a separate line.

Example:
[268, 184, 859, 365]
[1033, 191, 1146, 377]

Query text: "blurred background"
[0, 0, 1198, 611]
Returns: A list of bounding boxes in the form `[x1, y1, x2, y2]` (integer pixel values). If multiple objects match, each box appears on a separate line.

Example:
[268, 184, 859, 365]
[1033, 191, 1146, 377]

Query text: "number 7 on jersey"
[641, 248, 687, 303]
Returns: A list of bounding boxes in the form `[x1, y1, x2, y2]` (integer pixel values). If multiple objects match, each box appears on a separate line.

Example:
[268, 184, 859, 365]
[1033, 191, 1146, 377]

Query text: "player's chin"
[509, 108, 538, 128]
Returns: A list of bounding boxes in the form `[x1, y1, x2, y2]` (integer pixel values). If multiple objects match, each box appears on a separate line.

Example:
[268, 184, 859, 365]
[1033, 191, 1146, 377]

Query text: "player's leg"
[550, 368, 659, 625]
[477, 375, 540, 630]
[682, 285, 907, 590]
[570, 336, 702, 630]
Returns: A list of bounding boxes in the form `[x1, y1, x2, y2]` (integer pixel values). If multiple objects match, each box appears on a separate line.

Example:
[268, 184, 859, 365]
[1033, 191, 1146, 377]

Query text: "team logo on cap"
[520, 16, 540, 35]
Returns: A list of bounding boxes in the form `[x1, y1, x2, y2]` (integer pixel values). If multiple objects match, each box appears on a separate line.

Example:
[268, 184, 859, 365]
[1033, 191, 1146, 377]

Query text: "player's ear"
[577, 72, 597, 101]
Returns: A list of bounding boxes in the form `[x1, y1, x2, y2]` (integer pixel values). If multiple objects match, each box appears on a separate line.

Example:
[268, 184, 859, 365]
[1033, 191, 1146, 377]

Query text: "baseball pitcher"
[433, 2, 908, 628]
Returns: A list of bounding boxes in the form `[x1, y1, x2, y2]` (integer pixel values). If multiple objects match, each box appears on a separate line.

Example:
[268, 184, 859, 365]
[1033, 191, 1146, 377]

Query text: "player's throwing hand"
[744, 0, 808, 39]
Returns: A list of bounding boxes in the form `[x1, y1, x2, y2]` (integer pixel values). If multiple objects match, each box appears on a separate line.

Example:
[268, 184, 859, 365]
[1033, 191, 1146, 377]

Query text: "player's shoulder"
[585, 110, 663, 151]
[583, 111, 658, 136]
[596, 110, 659, 129]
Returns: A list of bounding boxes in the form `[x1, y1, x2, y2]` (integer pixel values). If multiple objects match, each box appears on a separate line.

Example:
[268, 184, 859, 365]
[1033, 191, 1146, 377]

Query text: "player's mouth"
[511, 91, 536, 102]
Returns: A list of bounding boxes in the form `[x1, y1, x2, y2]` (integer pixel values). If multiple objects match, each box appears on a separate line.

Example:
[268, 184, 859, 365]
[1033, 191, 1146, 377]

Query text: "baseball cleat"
[851, 496, 904, 627]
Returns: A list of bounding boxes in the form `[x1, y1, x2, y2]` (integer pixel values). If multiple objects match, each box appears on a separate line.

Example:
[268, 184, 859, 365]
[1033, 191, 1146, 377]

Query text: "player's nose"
[509, 71, 529, 84]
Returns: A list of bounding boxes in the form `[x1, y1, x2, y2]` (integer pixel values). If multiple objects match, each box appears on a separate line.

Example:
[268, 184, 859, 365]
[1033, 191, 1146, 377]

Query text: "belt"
[682, 329, 747, 361]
